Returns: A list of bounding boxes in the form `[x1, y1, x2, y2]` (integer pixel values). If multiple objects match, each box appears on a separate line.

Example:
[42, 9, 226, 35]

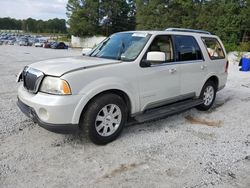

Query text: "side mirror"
[141, 51, 166, 67]
[147, 51, 166, 62]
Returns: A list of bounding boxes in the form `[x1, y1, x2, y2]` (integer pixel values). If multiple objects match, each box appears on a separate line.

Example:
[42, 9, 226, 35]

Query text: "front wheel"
[196, 81, 216, 111]
[81, 93, 128, 145]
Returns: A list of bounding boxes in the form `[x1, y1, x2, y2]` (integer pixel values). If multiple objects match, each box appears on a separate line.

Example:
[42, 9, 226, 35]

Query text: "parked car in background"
[34, 42, 43, 47]
[19, 38, 29, 46]
[43, 41, 56, 48]
[29, 38, 39, 46]
[35, 43, 42, 47]
[82, 48, 92, 55]
[51, 42, 68, 49]
[8, 39, 15, 45]
[0, 32, 59, 47]
[35, 39, 47, 47]
[43, 42, 51, 48]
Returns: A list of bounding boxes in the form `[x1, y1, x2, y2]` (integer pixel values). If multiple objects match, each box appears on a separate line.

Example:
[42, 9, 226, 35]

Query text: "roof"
[120, 29, 216, 38]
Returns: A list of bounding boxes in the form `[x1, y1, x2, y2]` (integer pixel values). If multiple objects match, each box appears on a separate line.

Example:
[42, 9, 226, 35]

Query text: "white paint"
[19, 31, 228, 125]
[146, 51, 166, 61]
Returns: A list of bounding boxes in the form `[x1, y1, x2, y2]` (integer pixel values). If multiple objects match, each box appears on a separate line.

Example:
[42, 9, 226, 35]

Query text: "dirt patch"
[102, 162, 145, 179]
[185, 115, 223, 127]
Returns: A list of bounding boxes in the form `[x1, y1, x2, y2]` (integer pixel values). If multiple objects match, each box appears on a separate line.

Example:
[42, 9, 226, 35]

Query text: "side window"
[147, 35, 174, 62]
[174, 35, 203, 62]
[202, 37, 225, 60]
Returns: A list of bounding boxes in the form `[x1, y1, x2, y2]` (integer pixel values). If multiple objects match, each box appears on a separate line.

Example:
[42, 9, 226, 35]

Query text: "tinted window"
[202, 37, 225, 60]
[175, 35, 203, 61]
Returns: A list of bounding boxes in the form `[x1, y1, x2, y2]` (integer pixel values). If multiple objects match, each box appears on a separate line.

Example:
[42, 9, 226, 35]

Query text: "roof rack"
[165, 28, 211, 35]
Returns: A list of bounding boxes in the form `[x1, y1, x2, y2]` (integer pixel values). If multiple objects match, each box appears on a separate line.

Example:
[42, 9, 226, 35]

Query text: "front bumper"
[17, 85, 83, 133]
[17, 98, 79, 133]
[17, 85, 83, 124]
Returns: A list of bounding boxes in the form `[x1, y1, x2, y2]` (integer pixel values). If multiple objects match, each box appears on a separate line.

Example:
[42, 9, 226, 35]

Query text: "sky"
[0, 0, 68, 20]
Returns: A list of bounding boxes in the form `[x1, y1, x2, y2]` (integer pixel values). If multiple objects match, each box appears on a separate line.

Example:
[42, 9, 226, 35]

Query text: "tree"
[99, 0, 136, 35]
[66, 0, 100, 36]
[136, 0, 167, 30]
[0, 17, 66, 33]
[136, 0, 201, 30]
[0, 17, 22, 30]
[66, 0, 136, 36]
[240, 0, 250, 42]
[135, 0, 249, 45]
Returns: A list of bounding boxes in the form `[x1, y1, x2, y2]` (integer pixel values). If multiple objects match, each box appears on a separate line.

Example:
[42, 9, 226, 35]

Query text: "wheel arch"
[74, 89, 134, 125]
[198, 75, 219, 97]
[86, 89, 132, 115]
[205, 75, 219, 90]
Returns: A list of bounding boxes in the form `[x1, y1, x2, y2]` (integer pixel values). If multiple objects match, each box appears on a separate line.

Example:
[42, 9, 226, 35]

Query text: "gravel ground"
[0, 45, 249, 188]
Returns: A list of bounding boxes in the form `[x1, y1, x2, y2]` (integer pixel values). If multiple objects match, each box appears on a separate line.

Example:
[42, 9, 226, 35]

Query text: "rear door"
[173, 35, 207, 96]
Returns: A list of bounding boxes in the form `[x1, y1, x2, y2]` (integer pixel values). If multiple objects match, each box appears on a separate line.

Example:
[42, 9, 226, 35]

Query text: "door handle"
[169, 68, 177, 74]
[201, 65, 207, 70]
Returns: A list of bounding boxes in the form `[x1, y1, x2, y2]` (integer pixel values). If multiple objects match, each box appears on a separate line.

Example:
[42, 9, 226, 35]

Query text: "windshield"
[88, 32, 151, 61]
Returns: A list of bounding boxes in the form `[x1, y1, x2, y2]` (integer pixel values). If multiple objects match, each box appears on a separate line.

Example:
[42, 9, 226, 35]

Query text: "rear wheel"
[196, 81, 216, 111]
[81, 93, 128, 145]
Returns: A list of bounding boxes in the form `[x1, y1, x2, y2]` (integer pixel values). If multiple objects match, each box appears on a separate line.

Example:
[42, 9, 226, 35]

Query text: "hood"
[29, 56, 121, 77]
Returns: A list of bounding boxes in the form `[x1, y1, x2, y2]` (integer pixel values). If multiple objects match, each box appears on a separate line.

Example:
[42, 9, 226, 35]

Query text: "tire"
[196, 81, 217, 111]
[81, 93, 128, 145]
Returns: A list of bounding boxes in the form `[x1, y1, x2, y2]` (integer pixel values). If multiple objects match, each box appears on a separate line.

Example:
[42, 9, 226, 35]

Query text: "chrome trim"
[23, 67, 44, 93]
[149, 60, 205, 68]
[166, 28, 211, 35]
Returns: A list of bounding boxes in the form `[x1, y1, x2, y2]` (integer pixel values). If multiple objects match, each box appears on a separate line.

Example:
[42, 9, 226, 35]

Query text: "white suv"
[17, 28, 228, 145]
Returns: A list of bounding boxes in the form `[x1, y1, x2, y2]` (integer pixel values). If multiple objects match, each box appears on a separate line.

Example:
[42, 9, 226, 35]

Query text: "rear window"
[202, 37, 225, 60]
[174, 35, 203, 62]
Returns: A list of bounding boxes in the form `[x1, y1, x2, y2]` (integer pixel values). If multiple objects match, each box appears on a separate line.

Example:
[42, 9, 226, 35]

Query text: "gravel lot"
[0, 46, 249, 188]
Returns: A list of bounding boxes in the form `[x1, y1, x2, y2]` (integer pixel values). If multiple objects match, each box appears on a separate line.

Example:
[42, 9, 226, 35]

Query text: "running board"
[135, 99, 203, 123]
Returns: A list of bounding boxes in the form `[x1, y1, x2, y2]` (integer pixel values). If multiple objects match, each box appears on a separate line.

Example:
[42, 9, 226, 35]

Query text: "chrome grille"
[23, 67, 44, 93]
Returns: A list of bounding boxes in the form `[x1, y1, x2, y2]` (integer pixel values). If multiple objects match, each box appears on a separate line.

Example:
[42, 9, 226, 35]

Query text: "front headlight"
[40, 76, 71, 95]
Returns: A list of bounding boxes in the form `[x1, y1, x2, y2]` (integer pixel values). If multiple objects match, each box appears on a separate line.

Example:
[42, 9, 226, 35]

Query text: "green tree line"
[66, 0, 136, 36]
[0, 17, 67, 33]
[67, 0, 250, 49]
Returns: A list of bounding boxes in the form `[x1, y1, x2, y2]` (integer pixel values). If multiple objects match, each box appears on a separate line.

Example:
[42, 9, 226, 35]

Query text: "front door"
[138, 35, 181, 111]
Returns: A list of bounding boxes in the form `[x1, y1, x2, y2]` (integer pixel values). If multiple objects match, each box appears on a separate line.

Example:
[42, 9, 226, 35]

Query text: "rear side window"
[174, 35, 203, 62]
[202, 37, 225, 60]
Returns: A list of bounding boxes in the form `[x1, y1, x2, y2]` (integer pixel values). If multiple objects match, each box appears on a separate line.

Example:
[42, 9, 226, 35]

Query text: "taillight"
[225, 61, 229, 73]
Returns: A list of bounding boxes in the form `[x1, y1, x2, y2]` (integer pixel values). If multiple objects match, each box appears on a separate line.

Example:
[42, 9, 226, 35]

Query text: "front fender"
[71, 77, 139, 124]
